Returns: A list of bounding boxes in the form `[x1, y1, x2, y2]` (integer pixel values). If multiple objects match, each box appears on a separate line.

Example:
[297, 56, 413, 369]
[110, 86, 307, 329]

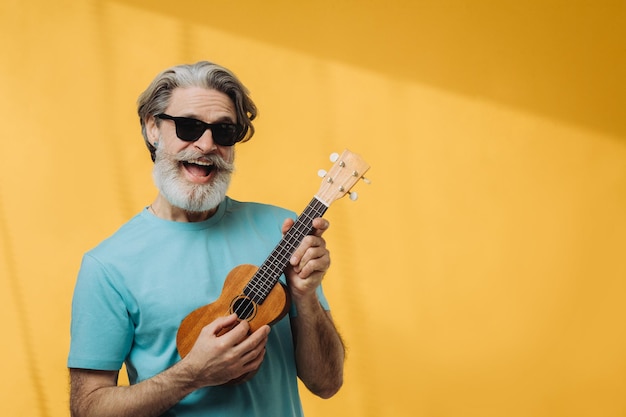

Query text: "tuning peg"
[330, 152, 339, 163]
[349, 191, 359, 201]
[317, 169, 327, 178]
[362, 176, 372, 185]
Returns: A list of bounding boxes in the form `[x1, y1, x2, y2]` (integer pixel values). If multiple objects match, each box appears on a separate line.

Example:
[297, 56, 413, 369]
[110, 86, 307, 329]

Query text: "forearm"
[291, 296, 345, 398]
[70, 362, 197, 417]
[71, 315, 270, 417]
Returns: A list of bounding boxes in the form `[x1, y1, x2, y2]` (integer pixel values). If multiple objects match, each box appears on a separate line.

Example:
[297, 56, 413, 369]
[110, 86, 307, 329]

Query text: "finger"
[310, 217, 330, 237]
[213, 315, 250, 342]
[210, 313, 239, 334]
[282, 218, 329, 237]
[281, 218, 295, 235]
[296, 247, 328, 273]
[245, 325, 270, 348]
[290, 235, 327, 267]
[240, 333, 268, 362]
[300, 238, 328, 260]
[242, 346, 267, 370]
[297, 254, 330, 279]
[234, 325, 270, 357]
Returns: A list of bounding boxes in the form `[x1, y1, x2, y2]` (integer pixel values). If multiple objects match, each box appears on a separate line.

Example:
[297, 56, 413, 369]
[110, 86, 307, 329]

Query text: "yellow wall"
[1, 1, 625, 416]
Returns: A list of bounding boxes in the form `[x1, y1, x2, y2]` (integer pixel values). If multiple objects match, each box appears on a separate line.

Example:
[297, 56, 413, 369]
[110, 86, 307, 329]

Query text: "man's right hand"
[183, 314, 271, 387]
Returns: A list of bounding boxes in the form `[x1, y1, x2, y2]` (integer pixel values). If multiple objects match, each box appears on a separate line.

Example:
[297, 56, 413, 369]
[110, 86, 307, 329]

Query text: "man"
[68, 61, 345, 417]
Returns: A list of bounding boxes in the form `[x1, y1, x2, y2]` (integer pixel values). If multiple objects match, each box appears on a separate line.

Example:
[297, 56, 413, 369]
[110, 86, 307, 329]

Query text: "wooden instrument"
[176, 149, 370, 358]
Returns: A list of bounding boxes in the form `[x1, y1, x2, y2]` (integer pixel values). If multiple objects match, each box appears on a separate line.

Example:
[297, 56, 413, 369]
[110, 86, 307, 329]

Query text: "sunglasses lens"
[175, 119, 206, 142]
[212, 124, 240, 146]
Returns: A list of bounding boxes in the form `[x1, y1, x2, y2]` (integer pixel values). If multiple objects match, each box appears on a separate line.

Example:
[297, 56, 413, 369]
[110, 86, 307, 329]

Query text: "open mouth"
[182, 159, 216, 178]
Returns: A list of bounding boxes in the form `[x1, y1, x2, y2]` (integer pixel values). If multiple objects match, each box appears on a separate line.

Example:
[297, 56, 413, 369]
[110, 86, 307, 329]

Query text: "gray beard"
[152, 148, 234, 213]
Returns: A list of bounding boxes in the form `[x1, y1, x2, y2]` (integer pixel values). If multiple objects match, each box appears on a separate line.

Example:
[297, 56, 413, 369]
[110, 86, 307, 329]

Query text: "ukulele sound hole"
[230, 295, 257, 321]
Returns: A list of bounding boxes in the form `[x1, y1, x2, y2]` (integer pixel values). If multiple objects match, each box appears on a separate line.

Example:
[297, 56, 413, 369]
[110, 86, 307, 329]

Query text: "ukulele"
[176, 149, 370, 359]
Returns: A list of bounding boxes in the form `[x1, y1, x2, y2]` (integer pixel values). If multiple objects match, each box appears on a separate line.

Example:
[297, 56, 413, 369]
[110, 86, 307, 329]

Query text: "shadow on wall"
[117, 0, 625, 139]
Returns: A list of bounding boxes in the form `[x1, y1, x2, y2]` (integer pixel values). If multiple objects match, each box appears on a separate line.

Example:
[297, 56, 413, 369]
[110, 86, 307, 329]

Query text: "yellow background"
[1, 1, 625, 416]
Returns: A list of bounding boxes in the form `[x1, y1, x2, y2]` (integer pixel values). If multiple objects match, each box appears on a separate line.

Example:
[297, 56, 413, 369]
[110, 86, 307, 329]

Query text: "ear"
[145, 115, 160, 144]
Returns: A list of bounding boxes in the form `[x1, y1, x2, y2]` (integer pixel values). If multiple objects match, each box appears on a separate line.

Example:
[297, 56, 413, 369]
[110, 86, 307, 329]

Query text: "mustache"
[156, 148, 235, 173]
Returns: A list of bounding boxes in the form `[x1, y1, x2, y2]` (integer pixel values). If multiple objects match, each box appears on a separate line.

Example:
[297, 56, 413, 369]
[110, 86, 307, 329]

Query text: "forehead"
[167, 86, 236, 120]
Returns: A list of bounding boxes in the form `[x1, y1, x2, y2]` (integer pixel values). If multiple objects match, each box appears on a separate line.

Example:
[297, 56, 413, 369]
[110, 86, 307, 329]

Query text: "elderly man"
[68, 61, 345, 417]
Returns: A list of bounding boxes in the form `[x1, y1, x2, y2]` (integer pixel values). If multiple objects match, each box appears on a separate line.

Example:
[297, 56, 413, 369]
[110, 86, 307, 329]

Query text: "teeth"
[187, 159, 213, 166]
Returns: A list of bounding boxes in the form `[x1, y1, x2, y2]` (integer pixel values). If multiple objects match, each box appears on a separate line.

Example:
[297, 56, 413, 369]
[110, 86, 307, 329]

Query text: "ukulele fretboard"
[244, 197, 328, 303]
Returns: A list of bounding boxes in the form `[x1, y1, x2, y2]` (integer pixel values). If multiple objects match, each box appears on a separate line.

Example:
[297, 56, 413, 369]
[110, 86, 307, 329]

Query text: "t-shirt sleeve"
[67, 253, 133, 370]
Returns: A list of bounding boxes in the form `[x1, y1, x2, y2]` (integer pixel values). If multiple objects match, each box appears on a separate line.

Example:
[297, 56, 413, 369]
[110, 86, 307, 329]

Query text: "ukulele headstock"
[315, 149, 370, 206]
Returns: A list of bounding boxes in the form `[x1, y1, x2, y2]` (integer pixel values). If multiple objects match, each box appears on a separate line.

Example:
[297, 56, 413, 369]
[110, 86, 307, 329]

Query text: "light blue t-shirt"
[68, 197, 329, 417]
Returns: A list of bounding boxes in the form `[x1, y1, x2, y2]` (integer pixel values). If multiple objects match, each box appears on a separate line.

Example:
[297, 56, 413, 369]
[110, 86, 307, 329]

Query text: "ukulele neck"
[243, 196, 328, 303]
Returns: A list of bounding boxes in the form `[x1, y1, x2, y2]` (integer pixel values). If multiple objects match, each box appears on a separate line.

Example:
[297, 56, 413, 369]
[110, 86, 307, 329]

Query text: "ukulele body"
[176, 264, 291, 358]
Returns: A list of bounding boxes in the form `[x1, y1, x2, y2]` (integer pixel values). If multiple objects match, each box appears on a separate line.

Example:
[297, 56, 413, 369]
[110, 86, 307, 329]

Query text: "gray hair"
[137, 61, 258, 161]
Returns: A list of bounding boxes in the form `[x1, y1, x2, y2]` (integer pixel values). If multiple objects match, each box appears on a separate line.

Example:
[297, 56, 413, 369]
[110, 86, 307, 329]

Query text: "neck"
[150, 194, 219, 222]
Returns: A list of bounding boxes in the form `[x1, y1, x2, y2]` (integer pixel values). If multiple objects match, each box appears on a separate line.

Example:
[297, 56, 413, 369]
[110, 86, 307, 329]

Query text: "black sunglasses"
[155, 113, 244, 146]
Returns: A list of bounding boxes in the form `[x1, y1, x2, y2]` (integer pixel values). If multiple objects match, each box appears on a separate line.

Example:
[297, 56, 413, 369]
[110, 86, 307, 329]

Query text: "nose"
[192, 128, 217, 153]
